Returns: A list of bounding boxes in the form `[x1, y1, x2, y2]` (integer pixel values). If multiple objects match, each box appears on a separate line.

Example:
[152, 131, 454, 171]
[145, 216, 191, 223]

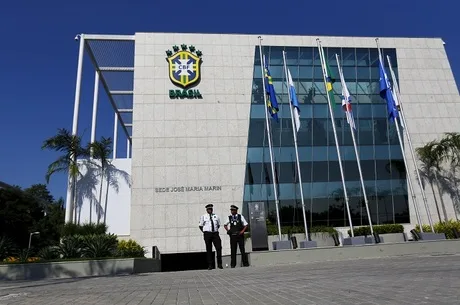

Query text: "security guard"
[199, 204, 223, 270]
[224, 205, 249, 268]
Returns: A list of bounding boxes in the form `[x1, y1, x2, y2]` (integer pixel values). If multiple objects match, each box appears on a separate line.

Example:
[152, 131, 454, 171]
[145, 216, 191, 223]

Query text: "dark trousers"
[230, 234, 249, 267]
[204, 232, 222, 267]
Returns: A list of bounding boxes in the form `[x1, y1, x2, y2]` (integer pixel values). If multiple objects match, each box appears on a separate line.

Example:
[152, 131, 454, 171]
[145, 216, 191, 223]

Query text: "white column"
[65, 34, 85, 224]
[113, 113, 118, 159]
[90, 71, 100, 157]
[127, 138, 131, 158]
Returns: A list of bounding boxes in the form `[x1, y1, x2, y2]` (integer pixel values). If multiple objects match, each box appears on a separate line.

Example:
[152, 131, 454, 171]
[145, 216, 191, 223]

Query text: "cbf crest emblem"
[166, 44, 202, 89]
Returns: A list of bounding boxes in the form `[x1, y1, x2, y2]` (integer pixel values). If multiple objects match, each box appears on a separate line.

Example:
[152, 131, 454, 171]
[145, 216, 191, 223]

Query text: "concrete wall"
[0, 258, 160, 281]
[131, 33, 460, 256]
[75, 159, 132, 236]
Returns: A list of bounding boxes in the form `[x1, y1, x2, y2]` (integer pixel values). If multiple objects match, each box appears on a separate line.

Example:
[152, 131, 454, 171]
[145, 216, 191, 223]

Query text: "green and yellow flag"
[322, 47, 336, 106]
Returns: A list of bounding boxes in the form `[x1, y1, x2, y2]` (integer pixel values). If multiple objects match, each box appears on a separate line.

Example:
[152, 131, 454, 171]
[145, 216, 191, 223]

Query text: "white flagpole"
[316, 39, 354, 237]
[336, 54, 374, 236]
[282, 51, 310, 241]
[375, 38, 423, 232]
[258, 36, 282, 240]
[387, 55, 435, 233]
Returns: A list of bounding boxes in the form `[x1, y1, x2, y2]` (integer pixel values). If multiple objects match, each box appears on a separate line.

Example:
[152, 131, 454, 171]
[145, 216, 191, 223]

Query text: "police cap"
[230, 205, 238, 210]
[205, 204, 214, 209]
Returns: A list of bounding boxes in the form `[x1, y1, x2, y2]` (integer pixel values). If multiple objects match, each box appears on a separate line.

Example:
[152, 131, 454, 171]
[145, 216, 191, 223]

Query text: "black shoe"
[208, 266, 212, 270]
[231, 266, 235, 268]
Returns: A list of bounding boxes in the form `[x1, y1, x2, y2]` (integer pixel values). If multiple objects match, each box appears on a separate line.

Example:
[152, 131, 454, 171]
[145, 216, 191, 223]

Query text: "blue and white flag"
[287, 69, 301, 132]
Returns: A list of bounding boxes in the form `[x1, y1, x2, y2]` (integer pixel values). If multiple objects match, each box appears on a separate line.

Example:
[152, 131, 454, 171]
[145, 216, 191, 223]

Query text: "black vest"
[228, 214, 244, 234]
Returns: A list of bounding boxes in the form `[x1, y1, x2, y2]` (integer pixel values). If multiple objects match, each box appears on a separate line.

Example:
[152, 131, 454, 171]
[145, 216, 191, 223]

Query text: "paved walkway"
[1, 255, 460, 305]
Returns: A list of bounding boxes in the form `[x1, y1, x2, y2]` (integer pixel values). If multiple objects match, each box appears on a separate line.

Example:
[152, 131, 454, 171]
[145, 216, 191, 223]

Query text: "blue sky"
[0, 0, 458, 200]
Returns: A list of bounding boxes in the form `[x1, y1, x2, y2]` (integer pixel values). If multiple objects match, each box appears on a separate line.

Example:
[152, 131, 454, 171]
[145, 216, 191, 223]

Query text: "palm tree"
[415, 141, 448, 222]
[87, 137, 113, 225]
[439, 132, 460, 218]
[42, 128, 89, 223]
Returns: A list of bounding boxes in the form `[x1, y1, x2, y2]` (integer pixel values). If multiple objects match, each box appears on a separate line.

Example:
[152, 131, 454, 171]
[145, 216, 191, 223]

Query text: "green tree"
[416, 140, 448, 222]
[439, 132, 460, 218]
[42, 128, 89, 223]
[88, 137, 113, 225]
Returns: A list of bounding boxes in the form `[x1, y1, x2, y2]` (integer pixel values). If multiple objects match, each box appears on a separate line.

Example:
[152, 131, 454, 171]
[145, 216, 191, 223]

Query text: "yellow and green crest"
[166, 44, 202, 89]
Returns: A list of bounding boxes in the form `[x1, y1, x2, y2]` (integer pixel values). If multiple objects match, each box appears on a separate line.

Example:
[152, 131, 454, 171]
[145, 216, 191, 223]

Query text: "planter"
[309, 233, 337, 247]
[0, 258, 160, 281]
[379, 233, 407, 243]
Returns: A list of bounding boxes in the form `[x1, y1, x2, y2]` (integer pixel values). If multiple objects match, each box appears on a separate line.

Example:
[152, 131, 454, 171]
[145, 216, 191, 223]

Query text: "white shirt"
[224, 214, 248, 226]
[199, 213, 221, 232]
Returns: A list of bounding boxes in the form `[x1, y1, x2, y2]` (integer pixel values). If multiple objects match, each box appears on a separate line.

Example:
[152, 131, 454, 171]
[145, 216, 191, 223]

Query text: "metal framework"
[76, 33, 135, 144]
[67, 33, 135, 223]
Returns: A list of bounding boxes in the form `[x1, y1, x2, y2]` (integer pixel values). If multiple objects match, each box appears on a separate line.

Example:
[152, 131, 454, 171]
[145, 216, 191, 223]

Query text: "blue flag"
[379, 57, 398, 122]
[264, 57, 279, 121]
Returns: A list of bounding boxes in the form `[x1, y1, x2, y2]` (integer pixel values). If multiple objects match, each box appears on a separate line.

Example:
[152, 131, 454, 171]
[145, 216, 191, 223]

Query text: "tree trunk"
[89, 198, 92, 224]
[103, 176, 110, 225]
[430, 180, 442, 223]
[434, 171, 449, 222]
[452, 166, 459, 221]
[97, 168, 104, 225]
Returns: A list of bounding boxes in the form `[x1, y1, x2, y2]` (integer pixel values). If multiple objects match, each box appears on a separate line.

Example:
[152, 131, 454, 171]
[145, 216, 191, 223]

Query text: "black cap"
[205, 204, 214, 209]
[230, 205, 238, 210]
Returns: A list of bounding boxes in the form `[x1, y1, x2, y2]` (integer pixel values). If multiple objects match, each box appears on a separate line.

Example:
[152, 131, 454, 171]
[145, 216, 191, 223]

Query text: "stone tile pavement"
[1, 255, 460, 305]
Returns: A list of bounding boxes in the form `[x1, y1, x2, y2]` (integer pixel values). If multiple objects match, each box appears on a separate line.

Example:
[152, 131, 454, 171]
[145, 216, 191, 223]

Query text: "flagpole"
[316, 39, 354, 237]
[336, 54, 374, 236]
[375, 38, 424, 232]
[387, 55, 435, 233]
[282, 50, 310, 241]
[258, 36, 282, 240]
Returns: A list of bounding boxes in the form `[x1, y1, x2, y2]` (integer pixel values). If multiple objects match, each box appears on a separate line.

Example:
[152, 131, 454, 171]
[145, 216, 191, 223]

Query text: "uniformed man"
[224, 205, 249, 268]
[199, 204, 223, 270]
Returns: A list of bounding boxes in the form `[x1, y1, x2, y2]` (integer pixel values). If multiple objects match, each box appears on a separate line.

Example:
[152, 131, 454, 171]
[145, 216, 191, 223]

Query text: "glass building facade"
[243, 46, 410, 229]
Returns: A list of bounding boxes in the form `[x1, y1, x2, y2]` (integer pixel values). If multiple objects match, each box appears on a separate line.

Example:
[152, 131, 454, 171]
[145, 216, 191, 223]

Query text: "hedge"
[348, 224, 404, 237]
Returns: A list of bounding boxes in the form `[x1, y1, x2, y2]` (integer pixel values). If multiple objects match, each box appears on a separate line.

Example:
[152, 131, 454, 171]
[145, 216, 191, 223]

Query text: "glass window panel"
[356, 94, 372, 104]
[388, 123, 399, 145]
[299, 47, 313, 66]
[312, 147, 328, 161]
[299, 162, 313, 183]
[393, 195, 409, 223]
[369, 49, 380, 67]
[253, 65, 262, 79]
[389, 145, 402, 159]
[388, 159, 406, 180]
[312, 161, 328, 182]
[374, 145, 390, 159]
[298, 121, 313, 147]
[326, 48, 341, 66]
[357, 119, 374, 145]
[312, 119, 328, 146]
[339, 146, 356, 161]
[313, 48, 321, 66]
[373, 118, 389, 145]
[355, 48, 369, 66]
[341, 48, 355, 67]
[356, 82, 372, 95]
[268, 46, 284, 66]
[343, 66, 357, 80]
[250, 105, 266, 119]
[356, 67, 370, 80]
[312, 93, 327, 104]
[313, 66, 324, 80]
[376, 160, 392, 180]
[370, 67, 380, 80]
[356, 104, 372, 118]
[311, 181, 329, 198]
[358, 145, 374, 160]
[299, 66, 313, 79]
[311, 197, 329, 226]
[284, 47, 299, 65]
[312, 104, 329, 118]
[298, 80, 314, 95]
[372, 104, 387, 118]
[247, 119, 266, 147]
[267, 66, 284, 79]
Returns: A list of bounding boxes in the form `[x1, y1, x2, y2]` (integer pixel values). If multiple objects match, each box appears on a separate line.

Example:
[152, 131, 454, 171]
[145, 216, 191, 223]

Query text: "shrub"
[81, 234, 118, 258]
[0, 236, 16, 260]
[348, 224, 404, 237]
[416, 220, 460, 239]
[38, 246, 60, 261]
[59, 235, 83, 259]
[61, 223, 107, 237]
[266, 225, 338, 237]
[116, 239, 146, 258]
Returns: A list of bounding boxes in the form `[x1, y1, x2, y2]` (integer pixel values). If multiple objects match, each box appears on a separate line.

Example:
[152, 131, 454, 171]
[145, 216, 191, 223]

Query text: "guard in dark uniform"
[199, 204, 223, 270]
[224, 205, 249, 268]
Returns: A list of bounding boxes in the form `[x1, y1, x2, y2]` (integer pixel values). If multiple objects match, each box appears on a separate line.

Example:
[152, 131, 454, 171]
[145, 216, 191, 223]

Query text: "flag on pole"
[287, 69, 301, 132]
[321, 47, 336, 106]
[337, 60, 356, 130]
[264, 56, 279, 121]
[378, 55, 398, 122]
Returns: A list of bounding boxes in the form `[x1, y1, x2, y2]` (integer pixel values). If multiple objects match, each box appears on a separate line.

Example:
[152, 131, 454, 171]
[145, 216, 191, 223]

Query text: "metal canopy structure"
[66, 33, 135, 224]
[82, 34, 135, 141]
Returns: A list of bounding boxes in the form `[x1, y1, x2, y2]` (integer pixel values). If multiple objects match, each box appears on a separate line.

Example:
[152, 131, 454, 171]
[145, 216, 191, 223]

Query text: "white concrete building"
[70, 33, 460, 259]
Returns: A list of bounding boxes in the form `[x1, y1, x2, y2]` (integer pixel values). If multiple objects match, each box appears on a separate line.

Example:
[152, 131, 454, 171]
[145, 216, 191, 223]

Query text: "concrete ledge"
[0, 258, 161, 281]
[249, 240, 460, 267]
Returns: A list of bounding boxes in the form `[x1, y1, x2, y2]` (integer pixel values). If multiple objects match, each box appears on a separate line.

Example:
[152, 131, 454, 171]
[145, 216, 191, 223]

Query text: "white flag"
[287, 69, 301, 132]
[338, 62, 356, 130]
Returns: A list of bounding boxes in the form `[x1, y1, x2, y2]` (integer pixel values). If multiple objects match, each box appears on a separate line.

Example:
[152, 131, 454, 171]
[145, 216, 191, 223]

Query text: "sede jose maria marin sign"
[155, 185, 222, 193]
[166, 44, 203, 99]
